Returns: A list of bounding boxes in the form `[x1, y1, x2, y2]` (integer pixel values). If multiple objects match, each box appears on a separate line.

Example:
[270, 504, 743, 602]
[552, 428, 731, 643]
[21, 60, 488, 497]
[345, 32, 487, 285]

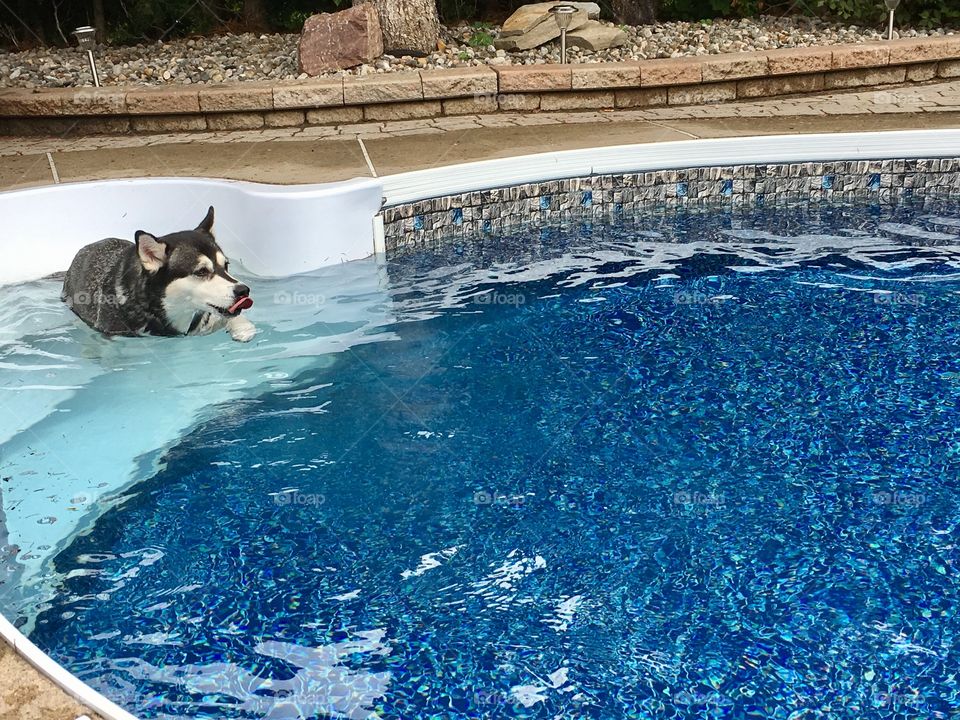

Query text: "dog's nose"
[233, 284, 250, 298]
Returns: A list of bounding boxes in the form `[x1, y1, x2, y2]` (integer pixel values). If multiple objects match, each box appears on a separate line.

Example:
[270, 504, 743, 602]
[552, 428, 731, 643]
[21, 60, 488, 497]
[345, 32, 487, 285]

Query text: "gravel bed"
[0, 15, 955, 89]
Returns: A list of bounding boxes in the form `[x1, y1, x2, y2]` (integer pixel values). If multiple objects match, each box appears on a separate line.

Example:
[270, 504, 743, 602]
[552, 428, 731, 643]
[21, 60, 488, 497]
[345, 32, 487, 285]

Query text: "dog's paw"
[228, 317, 256, 343]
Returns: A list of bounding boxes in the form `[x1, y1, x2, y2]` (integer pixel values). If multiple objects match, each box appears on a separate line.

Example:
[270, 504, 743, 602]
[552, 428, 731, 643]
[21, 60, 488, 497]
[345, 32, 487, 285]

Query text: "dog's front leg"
[227, 315, 256, 342]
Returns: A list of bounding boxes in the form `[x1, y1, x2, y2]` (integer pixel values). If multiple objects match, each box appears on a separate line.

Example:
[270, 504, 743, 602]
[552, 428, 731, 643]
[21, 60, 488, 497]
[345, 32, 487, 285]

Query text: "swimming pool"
[3, 194, 960, 718]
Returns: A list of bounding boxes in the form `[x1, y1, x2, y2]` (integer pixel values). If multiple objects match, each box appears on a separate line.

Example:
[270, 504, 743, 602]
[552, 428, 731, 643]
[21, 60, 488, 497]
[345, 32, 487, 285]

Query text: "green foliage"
[467, 21, 494, 48]
[1, 0, 957, 51]
[660, 0, 759, 21]
[660, 0, 959, 28]
[275, 10, 312, 32]
[0, 0, 346, 49]
[438, 0, 478, 24]
[468, 30, 494, 48]
[814, 0, 960, 27]
[265, 0, 344, 32]
[108, 0, 217, 44]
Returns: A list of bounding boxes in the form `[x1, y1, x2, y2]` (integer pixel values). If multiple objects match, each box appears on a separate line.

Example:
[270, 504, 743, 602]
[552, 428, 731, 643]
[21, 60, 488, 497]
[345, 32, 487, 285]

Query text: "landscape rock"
[495, 4, 591, 51]
[501, 2, 600, 37]
[298, 4, 383, 75]
[0, 17, 952, 89]
[567, 21, 628, 52]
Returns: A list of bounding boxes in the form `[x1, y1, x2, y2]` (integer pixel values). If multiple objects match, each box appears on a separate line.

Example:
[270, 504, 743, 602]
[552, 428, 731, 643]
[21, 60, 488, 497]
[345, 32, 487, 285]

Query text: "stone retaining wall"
[1, 37, 959, 136]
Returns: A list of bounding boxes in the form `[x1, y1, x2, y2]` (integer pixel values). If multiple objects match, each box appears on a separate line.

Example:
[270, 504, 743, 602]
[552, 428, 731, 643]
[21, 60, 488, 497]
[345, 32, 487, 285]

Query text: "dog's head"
[135, 207, 251, 327]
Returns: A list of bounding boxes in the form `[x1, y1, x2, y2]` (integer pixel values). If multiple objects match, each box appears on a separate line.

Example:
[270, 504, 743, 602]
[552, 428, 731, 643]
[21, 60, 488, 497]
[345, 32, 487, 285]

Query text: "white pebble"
[0, 19, 950, 89]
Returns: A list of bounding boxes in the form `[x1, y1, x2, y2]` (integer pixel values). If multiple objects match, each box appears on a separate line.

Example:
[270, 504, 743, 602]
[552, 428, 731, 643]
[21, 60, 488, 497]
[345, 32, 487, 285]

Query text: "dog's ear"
[135, 231, 167, 273]
[196, 206, 215, 234]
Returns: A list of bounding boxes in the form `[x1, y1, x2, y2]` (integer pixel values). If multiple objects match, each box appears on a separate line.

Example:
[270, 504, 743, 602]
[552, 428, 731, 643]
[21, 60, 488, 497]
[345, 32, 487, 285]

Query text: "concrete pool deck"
[0, 78, 958, 720]
[1, 79, 960, 191]
[0, 640, 102, 720]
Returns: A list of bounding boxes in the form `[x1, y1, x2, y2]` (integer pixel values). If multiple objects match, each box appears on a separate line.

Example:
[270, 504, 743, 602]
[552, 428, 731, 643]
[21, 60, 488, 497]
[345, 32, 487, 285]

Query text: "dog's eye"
[194, 268, 211, 278]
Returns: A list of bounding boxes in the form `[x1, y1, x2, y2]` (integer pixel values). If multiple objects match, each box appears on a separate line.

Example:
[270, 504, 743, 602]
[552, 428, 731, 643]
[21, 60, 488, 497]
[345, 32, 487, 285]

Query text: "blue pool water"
[3, 201, 960, 719]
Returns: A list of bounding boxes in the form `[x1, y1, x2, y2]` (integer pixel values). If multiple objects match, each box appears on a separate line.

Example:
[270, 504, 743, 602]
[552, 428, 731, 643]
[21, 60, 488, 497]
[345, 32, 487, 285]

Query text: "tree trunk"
[92, 0, 106, 42]
[243, 0, 269, 31]
[353, 0, 438, 55]
[611, 0, 657, 25]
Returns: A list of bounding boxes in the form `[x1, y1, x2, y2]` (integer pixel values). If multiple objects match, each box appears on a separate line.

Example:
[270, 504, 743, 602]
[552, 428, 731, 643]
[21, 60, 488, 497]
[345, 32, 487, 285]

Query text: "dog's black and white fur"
[61, 207, 255, 342]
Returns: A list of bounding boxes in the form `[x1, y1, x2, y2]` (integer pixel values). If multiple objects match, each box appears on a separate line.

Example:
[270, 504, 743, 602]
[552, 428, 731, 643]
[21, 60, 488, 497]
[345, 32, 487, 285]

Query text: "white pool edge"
[3, 127, 960, 720]
[0, 175, 385, 285]
[0, 612, 137, 720]
[380, 129, 960, 206]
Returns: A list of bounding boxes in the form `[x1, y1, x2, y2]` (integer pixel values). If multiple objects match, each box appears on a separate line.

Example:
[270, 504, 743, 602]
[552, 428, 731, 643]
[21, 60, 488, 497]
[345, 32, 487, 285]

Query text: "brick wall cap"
[3, 39, 960, 124]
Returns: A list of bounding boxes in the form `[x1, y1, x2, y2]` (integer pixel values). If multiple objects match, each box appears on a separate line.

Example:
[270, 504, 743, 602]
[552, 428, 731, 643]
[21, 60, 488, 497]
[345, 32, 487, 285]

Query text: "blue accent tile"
[821, 175, 834, 190]
[721, 179, 733, 196]
[539, 195, 551, 210]
[613, 202, 623, 214]
[452, 207, 463, 225]
[756, 194, 765, 207]
[413, 215, 424, 231]
[869, 173, 881, 191]
[676, 182, 688, 198]
[482, 219, 492, 233]
[581, 190, 593, 208]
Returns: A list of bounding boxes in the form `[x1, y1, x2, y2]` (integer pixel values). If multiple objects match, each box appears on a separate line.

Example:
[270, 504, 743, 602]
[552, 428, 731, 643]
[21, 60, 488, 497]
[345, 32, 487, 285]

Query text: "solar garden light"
[550, 4, 578, 64]
[884, 0, 900, 41]
[72, 26, 100, 87]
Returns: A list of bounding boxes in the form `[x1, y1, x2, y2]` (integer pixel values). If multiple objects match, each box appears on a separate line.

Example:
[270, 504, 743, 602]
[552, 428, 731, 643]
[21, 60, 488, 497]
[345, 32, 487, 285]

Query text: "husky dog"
[61, 207, 255, 342]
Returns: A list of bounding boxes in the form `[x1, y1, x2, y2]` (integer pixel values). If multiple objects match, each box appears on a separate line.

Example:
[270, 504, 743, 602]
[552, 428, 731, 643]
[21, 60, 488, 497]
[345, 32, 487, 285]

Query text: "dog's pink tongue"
[228, 296, 253, 314]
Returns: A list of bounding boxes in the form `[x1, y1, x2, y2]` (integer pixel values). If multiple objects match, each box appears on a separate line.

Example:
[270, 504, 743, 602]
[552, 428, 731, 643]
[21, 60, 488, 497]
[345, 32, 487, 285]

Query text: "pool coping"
[379, 129, 960, 206]
[3, 126, 960, 720]
[1, 36, 959, 135]
[0, 176, 384, 284]
[0, 611, 136, 720]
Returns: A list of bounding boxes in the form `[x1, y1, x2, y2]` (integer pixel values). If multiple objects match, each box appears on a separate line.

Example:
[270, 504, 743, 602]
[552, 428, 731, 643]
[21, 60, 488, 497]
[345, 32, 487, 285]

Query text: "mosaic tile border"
[382, 158, 960, 252]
